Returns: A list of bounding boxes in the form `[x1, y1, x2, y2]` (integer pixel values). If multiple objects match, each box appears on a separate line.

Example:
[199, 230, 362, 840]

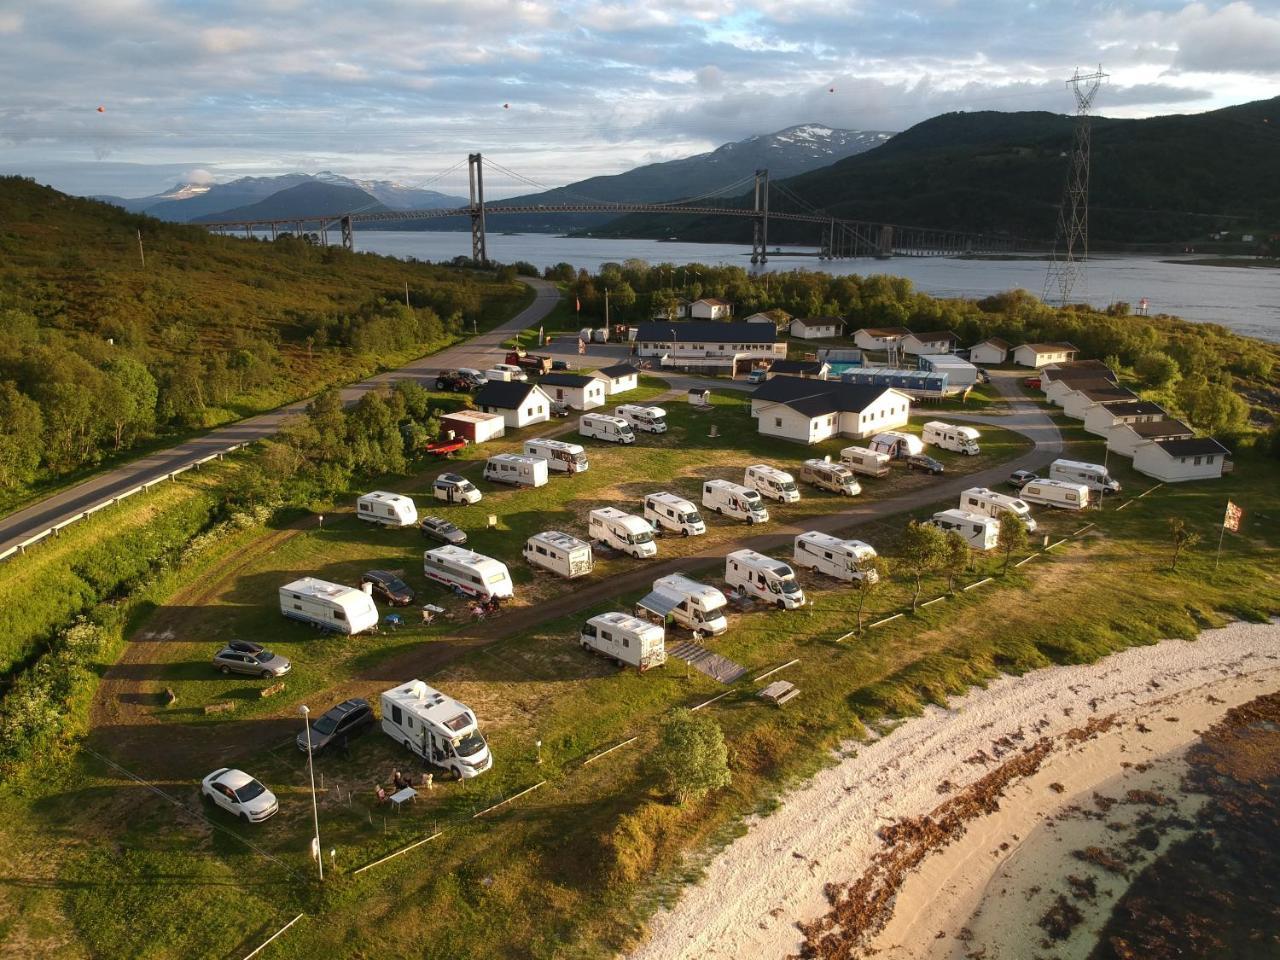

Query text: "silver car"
[212, 646, 291, 678]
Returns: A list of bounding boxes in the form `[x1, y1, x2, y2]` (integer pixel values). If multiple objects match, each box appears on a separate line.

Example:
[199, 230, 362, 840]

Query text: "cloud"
[183, 167, 217, 184]
[200, 26, 259, 54]
[696, 65, 724, 90]
[0, 11, 22, 33]
[1173, 2, 1280, 75]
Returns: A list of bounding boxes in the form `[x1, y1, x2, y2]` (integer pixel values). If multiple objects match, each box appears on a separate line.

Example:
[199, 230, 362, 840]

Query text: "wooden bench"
[259, 681, 286, 699]
[759, 680, 800, 706]
[203, 701, 236, 715]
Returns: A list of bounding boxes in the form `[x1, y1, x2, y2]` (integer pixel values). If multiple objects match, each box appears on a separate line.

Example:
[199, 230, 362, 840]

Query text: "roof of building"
[1017, 341, 1080, 354]
[770, 359, 826, 375]
[539, 372, 606, 389]
[1152, 437, 1230, 457]
[1052, 376, 1121, 393]
[793, 315, 843, 328]
[854, 326, 912, 338]
[441, 409, 503, 423]
[905, 329, 958, 343]
[1078, 385, 1137, 403]
[972, 337, 1011, 350]
[1041, 365, 1117, 385]
[1128, 418, 1194, 438]
[753, 375, 904, 417]
[694, 297, 732, 307]
[473, 380, 543, 409]
[596, 363, 640, 378]
[634, 321, 780, 344]
[1097, 399, 1166, 417]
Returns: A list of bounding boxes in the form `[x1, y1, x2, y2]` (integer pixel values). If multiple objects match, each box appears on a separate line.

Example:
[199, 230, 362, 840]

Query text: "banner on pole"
[1223, 500, 1243, 532]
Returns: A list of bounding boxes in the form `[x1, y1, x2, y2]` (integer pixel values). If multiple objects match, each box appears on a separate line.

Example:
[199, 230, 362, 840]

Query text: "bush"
[648, 709, 731, 805]
[599, 801, 684, 887]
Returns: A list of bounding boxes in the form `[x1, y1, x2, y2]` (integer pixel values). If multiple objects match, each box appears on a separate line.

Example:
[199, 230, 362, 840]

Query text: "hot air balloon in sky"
[97, 106, 105, 112]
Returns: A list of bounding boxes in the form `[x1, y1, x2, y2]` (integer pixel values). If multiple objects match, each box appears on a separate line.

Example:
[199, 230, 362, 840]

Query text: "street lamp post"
[300, 704, 323, 881]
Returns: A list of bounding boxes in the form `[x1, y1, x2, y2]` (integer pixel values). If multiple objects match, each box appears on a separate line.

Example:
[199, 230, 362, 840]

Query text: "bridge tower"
[877, 224, 894, 258]
[468, 153, 488, 265]
[341, 215, 354, 251]
[750, 169, 769, 265]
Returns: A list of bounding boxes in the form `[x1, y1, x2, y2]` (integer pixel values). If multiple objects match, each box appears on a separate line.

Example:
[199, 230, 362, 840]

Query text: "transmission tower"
[1044, 66, 1107, 306]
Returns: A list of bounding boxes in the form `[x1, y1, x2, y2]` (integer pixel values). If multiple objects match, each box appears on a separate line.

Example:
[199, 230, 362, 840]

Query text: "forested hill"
[0, 177, 527, 505]
[592, 97, 1280, 245]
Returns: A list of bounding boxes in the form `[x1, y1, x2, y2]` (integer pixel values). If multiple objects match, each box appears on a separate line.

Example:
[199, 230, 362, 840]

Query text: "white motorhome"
[579, 413, 636, 444]
[1020, 479, 1091, 511]
[793, 531, 879, 583]
[800, 458, 862, 496]
[523, 438, 588, 474]
[524, 531, 593, 579]
[484, 453, 549, 488]
[643, 492, 706, 537]
[840, 445, 891, 477]
[922, 421, 981, 455]
[1049, 458, 1121, 494]
[959, 487, 1038, 532]
[615, 404, 668, 433]
[702, 479, 769, 525]
[379, 680, 492, 779]
[433, 472, 481, 505]
[423, 545, 514, 599]
[744, 464, 800, 503]
[725, 549, 807, 609]
[579, 612, 666, 671]
[645, 574, 729, 635]
[927, 509, 1000, 550]
[588, 507, 657, 558]
[279, 577, 379, 635]
[484, 367, 515, 382]
[356, 491, 418, 527]
[869, 431, 925, 460]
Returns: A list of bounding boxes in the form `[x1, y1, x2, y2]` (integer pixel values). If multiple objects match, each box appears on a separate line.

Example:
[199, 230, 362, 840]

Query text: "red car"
[1023, 376, 1042, 390]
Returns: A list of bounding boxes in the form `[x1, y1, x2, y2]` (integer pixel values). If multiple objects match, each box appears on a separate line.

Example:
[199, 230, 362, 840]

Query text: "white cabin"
[579, 413, 636, 444]
[793, 531, 878, 583]
[595, 363, 640, 395]
[900, 330, 958, 356]
[1083, 400, 1166, 438]
[959, 487, 1037, 532]
[922, 421, 981, 455]
[640, 574, 728, 636]
[1105, 419, 1195, 459]
[928, 509, 1000, 551]
[580, 612, 666, 671]
[790, 316, 843, 339]
[1049, 458, 1121, 494]
[1013, 342, 1079, 368]
[380, 680, 492, 779]
[643, 492, 705, 537]
[702, 479, 769, 525]
[357, 491, 418, 527]
[800, 458, 861, 496]
[423, 545, 514, 599]
[852, 327, 912, 352]
[968, 338, 1010, 366]
[440, 409, 506, 445]
[615, 404, 668, 433]
[1132, 437, 1230, 482]
[540, 373, 608, 411]
[725, 549, 806, 609]
[524, 531, 593, 578]
[523, 438, 588, 473]
[840, 445, 891, 477]
[473, 381, 552, 430]
[1020, 479, 1090, 511]
[279, 577, 379, 635]
[744, 464, 800, 503]
[484, 453, 549, 487]
[588, 507, 657, 558]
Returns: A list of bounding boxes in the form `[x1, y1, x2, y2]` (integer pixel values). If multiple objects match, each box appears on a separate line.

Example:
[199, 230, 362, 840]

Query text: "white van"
[356, 491, 418, 527]
[588, 507, 657, 558]
[380, 680, 492, 779]
[793, 532, 879, 583]
[725, 549, 806, 609]
[800, 458, 862, 496]
[840, 445, 891, 477]
[1021, 479, 1091, 511]
[927, 509, 1000, 550]
[643, 492, 705, 537]
[702, 479, 769, 525]
[484, 453, 549, 488]
[491, 363, 528, 382]
[645, 574, 728, 635]
[279, 577, 380, 635]
[923, 421, 981, 455]
[524, 531, 593, 578]
[433, 472, 481, 504]
[869, 431, 925, 459]
[1049, 458, 1121, 494]
[959, 487, 1038, 532]
[523, 438, 588, 474]
[484, 367, 515, 382]
[579, 413, 635, 444]
[744, 464, 800, 503]
[423, 545, 514, 599]
[580, 612, 666, 671]
[616, 404, 668, 433]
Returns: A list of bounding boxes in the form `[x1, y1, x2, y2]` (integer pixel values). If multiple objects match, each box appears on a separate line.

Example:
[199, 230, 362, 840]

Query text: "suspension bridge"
[200, 153, 1028, 263]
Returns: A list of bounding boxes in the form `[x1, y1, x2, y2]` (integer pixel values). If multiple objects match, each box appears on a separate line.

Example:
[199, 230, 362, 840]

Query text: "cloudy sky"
[1, 0, 1277, 198]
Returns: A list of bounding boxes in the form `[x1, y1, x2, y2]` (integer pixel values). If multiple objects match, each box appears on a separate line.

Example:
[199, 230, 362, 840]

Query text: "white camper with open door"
[588, 507, 657, 558]
[922, 421, 981, 455]
[793, 531, 879, 583]
[959, 487, 1037, 532]
[615, 404, 668, 433]
[641, 574, 729, 636]
[725, 549, 806, 609]
[279, 577, 380, 634]
[702, 479, 769, 525]
[643, 492, 705, 537]
[744, 464, 800, 503]
[579, 612, 666, 670]
[423, 545, 514, 599]
[484, 453, 549, 487]
[380, 680, 492, 779]
[523, 438, 589, 474]
[357, 491, 418, 527]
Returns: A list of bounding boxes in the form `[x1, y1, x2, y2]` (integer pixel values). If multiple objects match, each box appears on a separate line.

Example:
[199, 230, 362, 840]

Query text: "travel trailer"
[279, 577, 380, 635]
[643, 492, 706, 537]
[523, 531, 593, 579]
[793, 531, 879, 583]
[922, 421, 981, 455]
[484, 453, 549, 487]
[523, 438, 589, 474]
[744, 464, 800, 503]
[423, 545, 514, 599]
[579, 612, 666, 670]
[839, 445, 891, 477]
[615, 404, 668, 433]
[724, 549, 807, 609]
[579, 413, 636, 444]
[490, 363, 528, 381]
[927, 509, 1000, 550]
[702, 479, 769, 525]
[1020, 479, 1091, 511]
[588, 507, 657, 558]
[433, 473, 481, 504]
[1049, 458, 1121, 494]
[356, 491, 418, 527]
[643, 574, 729, 635]
[959, 487, 1038, 532]
[869, 431, 925, 460]
[800, 458, 862, 496]
[379, 680, 492, 779]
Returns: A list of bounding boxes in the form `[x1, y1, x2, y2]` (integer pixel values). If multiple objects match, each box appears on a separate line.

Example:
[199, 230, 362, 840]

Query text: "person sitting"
[470, 603, 486, 621]
[374, 784, 388, 805]
[392, 770, 410, 791]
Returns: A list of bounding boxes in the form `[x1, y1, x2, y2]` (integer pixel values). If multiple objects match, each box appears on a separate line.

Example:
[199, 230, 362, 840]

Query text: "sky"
[0, 0, 1278, 199]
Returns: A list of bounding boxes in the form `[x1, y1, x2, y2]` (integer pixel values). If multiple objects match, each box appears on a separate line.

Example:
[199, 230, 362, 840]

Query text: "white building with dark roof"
[1132, 437, 1231, 482]
[790, 316, 844, 340]
[634, 321, 785, 375]
[968, 337, 1010, 365]
[473, 381, 553, 430]
[690, 298, 733, 320]
[1083, 399, 1166, 438]
[1013, 342, 1079, 367]
[538, 372, 608, 410]
[900, 330, 958, 356]
[750, 376, 912, 444]
[594, 363, 640, 395]
[852, 327, 912, 352]
[1062, 383, 1138, 420]
[1106, 418, 1195, 459]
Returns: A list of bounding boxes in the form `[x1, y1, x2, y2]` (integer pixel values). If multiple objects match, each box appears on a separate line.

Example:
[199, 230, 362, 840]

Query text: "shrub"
[599, 801, 684, 887]
[648, 709, 731, 805]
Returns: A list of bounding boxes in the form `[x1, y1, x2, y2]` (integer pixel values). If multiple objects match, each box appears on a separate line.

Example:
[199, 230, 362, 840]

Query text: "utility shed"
[441, 410, 505, 444]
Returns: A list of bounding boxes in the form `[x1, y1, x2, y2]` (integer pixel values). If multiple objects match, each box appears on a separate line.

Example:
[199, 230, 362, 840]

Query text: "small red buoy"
[97, 106, 106, 113]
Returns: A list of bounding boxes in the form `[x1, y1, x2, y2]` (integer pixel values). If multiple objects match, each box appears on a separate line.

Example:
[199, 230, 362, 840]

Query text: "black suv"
[906, 454, 945, 475]
[361, 570, 415, 606]
[297, 698, 375, 754]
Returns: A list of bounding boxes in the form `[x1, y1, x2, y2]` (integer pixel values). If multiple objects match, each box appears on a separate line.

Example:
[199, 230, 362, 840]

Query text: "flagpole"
[1214, 509, 1227, 572]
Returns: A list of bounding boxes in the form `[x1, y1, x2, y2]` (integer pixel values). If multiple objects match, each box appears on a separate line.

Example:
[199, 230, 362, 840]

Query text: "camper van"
[793, 531, 879, 583]
[615, 405, 668, 434]
[491, 363, 528, 382]
[1020, 479, 1091, 511]
[279, 577, 380, 635]
[725, 550, 807, 609]
[423, 545, 514, 599]
[1049, 459, 1121, 494]
[379, 680, 492, 779]
[645, 574, 728, 635]
[356, 491, 418, 527]
[433, 472, 481, 504]
[524, 531, 593, 579]
[484, 367, 514, 383]
[588, 508, 657, 559]
[579, 413, 635, 444]
[800, 458, 862, 496]
[923, 421, 981, 456]
[523, 438, 589, 474]
[869, 431, 925, 460]
[643, 492, 705, 537]
[579, 612, 666, 670]
[484, 453, 549, 488]
[839, 445, 892, 477]
[959, 487, 1038, 533]
[702, 479, 769, 525]
[927, 509, 1000, 550]
[744, 464, 800, 503]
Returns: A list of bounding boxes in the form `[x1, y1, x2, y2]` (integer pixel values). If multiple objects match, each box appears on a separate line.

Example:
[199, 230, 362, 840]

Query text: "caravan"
[579, 413, 636, 444]
[643, 492, 706, 537]
[433, 472, 481, 504]
[927, 509, 1000, 550]
[959, 487, 1038, 532]
[523, 438, 589, 474]
[579, 612, 666, 670]
[279, 577, 379, 635]
[524, 531, 593, 578]
[869, 431, 925, 460]
[588, 508, 657, 558]
[643, 574, 729, 635]
[616, 405, 668, 433]
[1049, 459, 1121, 494]
[356, 491, 418, 527]
[800, 459, 861, 496]
[1021, 479, 1091, 511]
[423, 546, 514, 599]
[923, 421, 981, 455]
[793, 532, 879, 583]
[840, 445, 891, 477]
[744, 464, 800, 503]
[702, 479, 769, 525]
[379, 680, 492, 779]
[484, 453, 549, 488]
[725, 550, 806, 609]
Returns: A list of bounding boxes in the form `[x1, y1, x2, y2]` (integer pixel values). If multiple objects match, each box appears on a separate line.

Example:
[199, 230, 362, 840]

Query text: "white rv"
[579, 413, 636, 444]
[869, 431, 925, 460]
[580, 612, 666, 671]
[523, 438, 589, 474]
[643, 492, 705, 537]
[1049, 458, 1121, 494]
[793, 531, 879, 583]
[484, 367, 515, 382]
[744, 464, 800, 503]
[923, 421, 981, 456]
[615, 404, 668, 433]
[800, 458, 862, 496]
[725, 549, 807, 609]
[588, 507, 657, 558]
[279, 577, 379, 635]
[1020, 479, 1091, 511]
[491, 363, 528, 381]
[379, 680, 492, 779]
[702, 479, 769, 525]
[423, 545, 514, 599]
[356, 491, 418, 527]
[646, 574, 729, 635]
[927, 509, 1000, 550]
[484, 453, 549, 488]
[959, 487, 1038, 532]
[840, 445, 891, 477]
[433, 472, 481, 505]
[524, 531, 593, 578]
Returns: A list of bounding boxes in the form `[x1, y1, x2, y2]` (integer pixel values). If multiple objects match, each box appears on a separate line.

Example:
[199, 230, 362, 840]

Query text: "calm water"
[346, 231, 1280, 343]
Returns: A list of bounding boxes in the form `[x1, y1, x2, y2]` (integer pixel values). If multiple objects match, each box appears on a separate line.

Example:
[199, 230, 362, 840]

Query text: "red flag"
[1223, 500, 1243, 532]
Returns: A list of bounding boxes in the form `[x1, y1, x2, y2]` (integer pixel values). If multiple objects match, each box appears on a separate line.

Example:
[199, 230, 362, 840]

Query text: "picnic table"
[759, 680, 800, 707]
[389, 786, 417, 812]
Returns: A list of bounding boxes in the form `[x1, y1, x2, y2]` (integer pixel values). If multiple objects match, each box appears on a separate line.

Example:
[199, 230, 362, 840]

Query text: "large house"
[1044, 375, 1121, 408]
[1013, 342, 1079, 367]
[1133, 437, 1232, 482]
[790, 316, 843, 340]
[1107, 418, 1194, 458]
[1061, 383, 1138, 420]
[765, 358, 829, 380]
[538, 372, 608, 411]
[750, 376, 912, 444]
[594, 363, 640, 395]
[852, 327, 912, 352]
[900, 330, 958, 356]
[1083, 399, 1166, 438]
[968, 337, 1010, 365]
[473, 382, 553, 430]
[633, 321, 786, 375]
[690, 298, 733, 320]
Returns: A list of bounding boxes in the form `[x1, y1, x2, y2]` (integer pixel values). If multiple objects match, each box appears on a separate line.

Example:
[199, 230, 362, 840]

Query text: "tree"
[1176, 376, 1248, 435]
[103, 357, 158, 449]
[1134, 353, 1180, 390]
[897, 521, 948, 611]
[997, 512, 1030, 573]
[941, 530, 971, 593]
[648, 709, 731, 805]
[0, 381, 43, 489]
[1167, 517, 1201, 571]
[852, 555, 889, 636]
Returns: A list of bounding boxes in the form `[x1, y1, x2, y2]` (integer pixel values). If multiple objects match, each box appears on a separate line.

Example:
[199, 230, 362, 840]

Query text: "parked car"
[906, 454, 945, 475]
[551, 359, 570, 371]
[201, 768, 279, 822]
[434, 370, 473, 392]
[361, 570, 415, 606]
[1008, 469, 1039, 489]
[746, 368, 768, 384]
[457, 368, 488, 387]
[212, 645, 291, 678]
[296, 698, 375, 754]
[226, 640, 264, 656]
[1023, 376, 1042, 389]
[975, 368, 991, 384]
[549, 399, 571, 418]
[420, 515, 468, 546]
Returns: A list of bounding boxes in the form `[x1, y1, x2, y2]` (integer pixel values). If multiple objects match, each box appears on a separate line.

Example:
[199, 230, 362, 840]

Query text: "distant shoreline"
[1160, 257, 1280, 269]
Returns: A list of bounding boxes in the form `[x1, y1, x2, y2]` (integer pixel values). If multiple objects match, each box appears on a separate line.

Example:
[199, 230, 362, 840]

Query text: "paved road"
[0, 278, 561, 557]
